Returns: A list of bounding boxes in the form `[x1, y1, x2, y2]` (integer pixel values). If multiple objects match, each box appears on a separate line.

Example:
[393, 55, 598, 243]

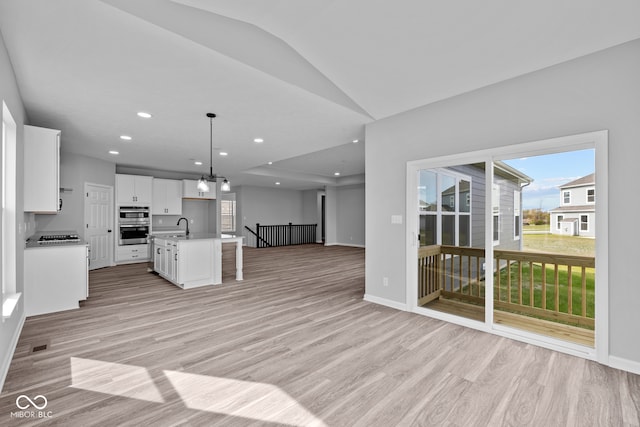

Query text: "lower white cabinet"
[153, 237, 214, 289]
[116, 244, 150, 263]
[24, 245, 88, 316]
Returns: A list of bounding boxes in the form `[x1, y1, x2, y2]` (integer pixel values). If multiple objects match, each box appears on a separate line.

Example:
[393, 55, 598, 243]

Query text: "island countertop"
[151, 234, 244, 287]
[150, 233, 242, 242]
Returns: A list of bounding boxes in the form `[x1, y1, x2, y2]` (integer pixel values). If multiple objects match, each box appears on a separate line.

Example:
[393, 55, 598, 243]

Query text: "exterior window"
[514, 190, 521, 240]
[492, 184, 500, 243]
[587, 188, 595, 203]
[581, 215, 589, 231]
[418, 170, 471, 247]
[220, 199, 236, 233]
[557, 214, 563, 230]
[563, 190, 571, 204]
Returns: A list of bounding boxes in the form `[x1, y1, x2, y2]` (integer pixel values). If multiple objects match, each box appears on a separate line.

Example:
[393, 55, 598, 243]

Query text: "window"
[557, 214, 563, 230]
[563, 190, 571, 205]
[220, 199, 236, 233]
[514, 190, 521, 240]
[492, 184, 500, 243]
[418, 169, 471, 247]
[581, 214, 589, 231]
[2, 102, 19, 320]
[587, 188, 595, 203]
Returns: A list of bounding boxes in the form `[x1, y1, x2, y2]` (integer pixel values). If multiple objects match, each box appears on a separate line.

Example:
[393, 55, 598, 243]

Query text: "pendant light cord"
[207, 113, 216, 179]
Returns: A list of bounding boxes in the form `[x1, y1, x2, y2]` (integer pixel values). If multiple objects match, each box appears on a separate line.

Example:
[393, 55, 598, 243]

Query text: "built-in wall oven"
[118, 206, 150, 245]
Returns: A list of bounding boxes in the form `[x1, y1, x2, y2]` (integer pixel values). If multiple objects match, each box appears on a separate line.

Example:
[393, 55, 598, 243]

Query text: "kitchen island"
[152, 233, 243, 289]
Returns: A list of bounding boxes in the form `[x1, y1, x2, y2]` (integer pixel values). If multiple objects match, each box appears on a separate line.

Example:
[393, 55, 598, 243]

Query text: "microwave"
[119, 206, 150, 225]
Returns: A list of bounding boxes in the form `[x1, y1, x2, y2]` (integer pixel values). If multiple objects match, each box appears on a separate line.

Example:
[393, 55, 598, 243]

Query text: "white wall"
[365, 39, 640, 365]
[236, 185, 305, 235]
[0, 30, 27, 391]
[336, 184, 365, 246]
[36, 152, 115, 237]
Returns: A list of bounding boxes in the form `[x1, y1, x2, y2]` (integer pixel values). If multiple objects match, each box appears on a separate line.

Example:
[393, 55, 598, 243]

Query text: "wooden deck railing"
[418, 245, 595, 328]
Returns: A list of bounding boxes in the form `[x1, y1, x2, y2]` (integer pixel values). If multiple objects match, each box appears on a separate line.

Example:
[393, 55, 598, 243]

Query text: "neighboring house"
[419, 161, 532, 250]
[549, 173, 595, 237]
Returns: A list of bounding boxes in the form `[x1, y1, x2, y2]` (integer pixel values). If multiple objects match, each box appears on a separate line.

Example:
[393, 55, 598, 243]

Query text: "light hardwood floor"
[1, 245, 639, 426]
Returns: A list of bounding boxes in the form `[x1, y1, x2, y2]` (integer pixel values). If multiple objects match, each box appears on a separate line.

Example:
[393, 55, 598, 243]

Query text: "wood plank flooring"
[1, 244, 639, 426]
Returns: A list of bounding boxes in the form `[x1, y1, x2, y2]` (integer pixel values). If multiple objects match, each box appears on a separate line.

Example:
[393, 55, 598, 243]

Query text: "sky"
[503, 148, 595, 211]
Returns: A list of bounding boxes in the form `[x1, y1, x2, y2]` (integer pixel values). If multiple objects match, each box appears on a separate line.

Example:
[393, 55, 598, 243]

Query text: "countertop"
[150, 227, 187, 235]
[150, 233, 243, 242]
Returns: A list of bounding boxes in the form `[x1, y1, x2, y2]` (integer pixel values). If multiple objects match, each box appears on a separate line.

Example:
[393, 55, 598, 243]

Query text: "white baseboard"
[363, 294, 407, 311]
[325, 243, 365, 248]
[0, 312, 26, 392]
[609, 355, 640, 375]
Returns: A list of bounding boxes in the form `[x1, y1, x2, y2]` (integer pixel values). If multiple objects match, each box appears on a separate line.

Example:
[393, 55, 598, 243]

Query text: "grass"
[522, 233, 595, 257]
[495, 262, 595, 319]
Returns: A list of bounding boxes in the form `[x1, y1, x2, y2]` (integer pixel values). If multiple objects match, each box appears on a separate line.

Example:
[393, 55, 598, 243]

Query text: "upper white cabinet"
[182, 179, 216, 200]
[152, 178, 182, 215]
[24, 125, 60, 213]
[116, 174, 153, 206]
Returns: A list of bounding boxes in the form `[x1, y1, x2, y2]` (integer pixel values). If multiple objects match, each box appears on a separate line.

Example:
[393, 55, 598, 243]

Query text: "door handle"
[108, 229, 112, 233]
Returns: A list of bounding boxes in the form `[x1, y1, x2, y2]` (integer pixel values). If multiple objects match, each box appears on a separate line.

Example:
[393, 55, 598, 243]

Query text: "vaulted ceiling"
[1, 1, 639, 189]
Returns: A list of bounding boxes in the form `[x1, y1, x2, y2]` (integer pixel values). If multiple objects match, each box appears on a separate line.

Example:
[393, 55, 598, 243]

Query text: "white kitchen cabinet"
[24, 244, 88, 316]
[153, 237, 178, 283]
[116, 174, 153, 206]
[153, 238, 165, 274]
[153, 236, 214, 288]
[24, 125, 61, 213]
[182, 179, 216, 200]
[152, 178, 183, 215]
[116, 243, 150, 263]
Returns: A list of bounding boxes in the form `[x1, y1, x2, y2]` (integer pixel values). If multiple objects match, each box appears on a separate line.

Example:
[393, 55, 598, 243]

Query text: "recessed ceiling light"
[254, 138, 264, 143]
[120, 135, 132, 141]
[352, 139, 359, 143]
[109, 150, 119, 155]
[267, 161, 273, 165]
[219, 152, 228, 156]
[275, 182, 280, 185]
[194, 161, 202, 165]
[137, 112, 152, 118]
[334, 172, 341, 176]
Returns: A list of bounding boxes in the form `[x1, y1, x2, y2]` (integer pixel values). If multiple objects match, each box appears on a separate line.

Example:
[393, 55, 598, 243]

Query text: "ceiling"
[1, 1, 639, 190]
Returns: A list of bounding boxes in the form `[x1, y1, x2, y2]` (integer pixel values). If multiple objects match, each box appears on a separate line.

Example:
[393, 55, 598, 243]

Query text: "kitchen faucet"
[177, 217, 190, 236]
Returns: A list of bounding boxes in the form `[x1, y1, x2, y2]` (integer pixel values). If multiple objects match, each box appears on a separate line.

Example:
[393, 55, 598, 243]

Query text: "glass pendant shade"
[197, 113, 230, 194]
[197, 177, 210, 192]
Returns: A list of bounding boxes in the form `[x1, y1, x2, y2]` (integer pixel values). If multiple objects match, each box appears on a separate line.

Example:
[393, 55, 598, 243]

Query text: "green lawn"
[495, 262, 595, 319]
[522, 233, 595, 257]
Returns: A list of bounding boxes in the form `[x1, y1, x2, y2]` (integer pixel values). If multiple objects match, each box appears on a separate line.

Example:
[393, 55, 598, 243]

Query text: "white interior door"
[85, 183, 113, 270]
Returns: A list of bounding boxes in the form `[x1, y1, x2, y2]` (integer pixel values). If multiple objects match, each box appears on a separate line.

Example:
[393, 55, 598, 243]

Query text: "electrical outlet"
[158, 219, 163, 225]
[190, 219, 194, 224]
[383, 277, 389, 287]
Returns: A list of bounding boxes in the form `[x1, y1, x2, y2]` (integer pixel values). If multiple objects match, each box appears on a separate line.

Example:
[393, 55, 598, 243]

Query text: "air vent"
[30, 341, 50, 353]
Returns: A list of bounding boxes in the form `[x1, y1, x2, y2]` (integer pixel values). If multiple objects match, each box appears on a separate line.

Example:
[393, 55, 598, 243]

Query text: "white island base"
[153, 235, 243, 289]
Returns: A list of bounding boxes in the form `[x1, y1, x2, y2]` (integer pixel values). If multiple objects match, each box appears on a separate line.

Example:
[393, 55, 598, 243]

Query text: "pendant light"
[197, 113, 230, 192]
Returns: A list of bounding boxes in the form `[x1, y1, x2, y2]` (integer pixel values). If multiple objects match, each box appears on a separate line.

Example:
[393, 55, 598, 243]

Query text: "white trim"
[492, 323, 595, 360]
[0, 311, 25, 392]
[324, 243, 365, 248]
[406, 130, 609, 365]
[608, 356, 640, 376]
[331, 243, 365, 248]
[363, 294, 408, 311]
[414, 306, 489, 333]
[593, 130, 609, 364]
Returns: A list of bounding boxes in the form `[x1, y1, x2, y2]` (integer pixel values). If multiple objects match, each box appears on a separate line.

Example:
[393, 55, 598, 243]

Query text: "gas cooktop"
[38, 233, 80, 244]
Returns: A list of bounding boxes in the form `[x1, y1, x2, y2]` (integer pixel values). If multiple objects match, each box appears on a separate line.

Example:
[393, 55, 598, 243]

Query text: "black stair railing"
[246, 223, 318, 248]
